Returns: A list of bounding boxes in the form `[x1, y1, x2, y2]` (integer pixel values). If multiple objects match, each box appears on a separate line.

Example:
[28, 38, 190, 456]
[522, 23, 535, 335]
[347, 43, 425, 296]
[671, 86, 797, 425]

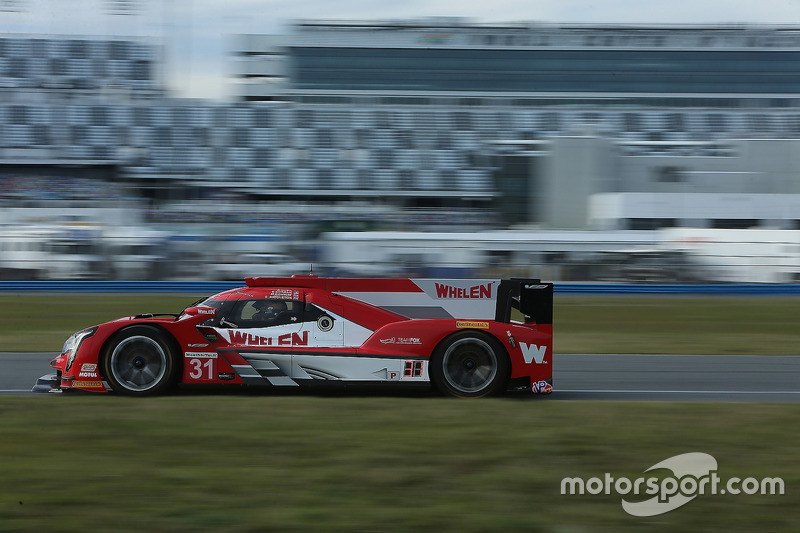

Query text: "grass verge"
[2, 293, 800, 354]
[0, 396, 797, 532]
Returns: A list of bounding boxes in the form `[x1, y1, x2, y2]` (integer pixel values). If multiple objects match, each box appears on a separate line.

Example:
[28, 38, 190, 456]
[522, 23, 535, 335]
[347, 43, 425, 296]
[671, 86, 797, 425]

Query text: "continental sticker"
[456, 321, 490, 329]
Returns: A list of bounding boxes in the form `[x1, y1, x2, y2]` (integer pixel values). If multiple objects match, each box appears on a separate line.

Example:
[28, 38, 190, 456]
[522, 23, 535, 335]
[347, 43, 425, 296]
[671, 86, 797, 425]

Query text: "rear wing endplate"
[495, 279, 553, 325]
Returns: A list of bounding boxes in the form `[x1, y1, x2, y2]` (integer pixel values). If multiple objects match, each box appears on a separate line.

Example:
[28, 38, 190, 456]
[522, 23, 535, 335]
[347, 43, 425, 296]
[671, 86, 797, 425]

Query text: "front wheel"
[430, 332, 509, 398]
[101, 326, 180, 396]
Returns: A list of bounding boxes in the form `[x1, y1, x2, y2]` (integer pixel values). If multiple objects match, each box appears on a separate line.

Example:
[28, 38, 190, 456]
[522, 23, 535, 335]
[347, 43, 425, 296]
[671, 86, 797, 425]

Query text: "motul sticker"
[80, 363, 97, 372]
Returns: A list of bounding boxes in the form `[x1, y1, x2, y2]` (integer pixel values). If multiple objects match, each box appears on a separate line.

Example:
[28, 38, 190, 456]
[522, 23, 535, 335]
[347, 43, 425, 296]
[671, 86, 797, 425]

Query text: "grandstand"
[2, 23, 800, 230]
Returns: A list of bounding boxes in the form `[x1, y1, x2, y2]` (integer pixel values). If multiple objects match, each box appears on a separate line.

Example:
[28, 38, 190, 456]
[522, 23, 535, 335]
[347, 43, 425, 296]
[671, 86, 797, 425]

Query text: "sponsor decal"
[380, 337, 422, 345]
[268, 289, 299, 300]
[197, 307, 216, 315]
[532, 380, 553, 394]
[506, 331, 516, 348]
[521, 343, 547, 364]
[218, 372, 235, 381]
[435, 282, 493, 299]
[456, 320, 490, 329]
[188, 343, 208, 348]
[72, 380, 103, 388]
[317, 315, 334, 332]
[80, 363, 97, 372]
[184, 352, 218, 358]
[227, 330, 309, 347]
[79, 371, 98, 378]
[524, 284, 550, 290]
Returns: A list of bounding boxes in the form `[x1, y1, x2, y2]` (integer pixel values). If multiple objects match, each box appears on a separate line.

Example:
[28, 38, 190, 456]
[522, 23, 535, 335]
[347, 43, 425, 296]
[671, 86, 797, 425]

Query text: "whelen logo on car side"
[222, 330, 309, 347]
[434, 282, 492, 299]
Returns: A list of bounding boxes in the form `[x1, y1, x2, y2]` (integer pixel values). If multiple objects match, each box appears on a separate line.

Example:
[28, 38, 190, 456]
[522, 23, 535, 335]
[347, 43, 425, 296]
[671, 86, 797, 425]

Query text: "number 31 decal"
[185, 353, 217, 381]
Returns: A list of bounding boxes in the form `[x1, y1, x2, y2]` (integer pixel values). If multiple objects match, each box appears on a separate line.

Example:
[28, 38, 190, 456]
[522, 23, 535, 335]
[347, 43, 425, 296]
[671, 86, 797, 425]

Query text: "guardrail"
[1, 281, 799, 295]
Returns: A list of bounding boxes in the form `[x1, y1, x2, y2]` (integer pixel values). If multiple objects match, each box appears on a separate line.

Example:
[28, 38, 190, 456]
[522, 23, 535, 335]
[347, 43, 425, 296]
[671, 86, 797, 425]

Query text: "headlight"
[64, 327, 97, 372]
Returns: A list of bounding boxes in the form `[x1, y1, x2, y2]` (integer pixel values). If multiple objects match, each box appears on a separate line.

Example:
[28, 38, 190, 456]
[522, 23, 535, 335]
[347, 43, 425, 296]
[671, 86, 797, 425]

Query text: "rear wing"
[495, 279, 554, 325]
[246, 276, 552, 322]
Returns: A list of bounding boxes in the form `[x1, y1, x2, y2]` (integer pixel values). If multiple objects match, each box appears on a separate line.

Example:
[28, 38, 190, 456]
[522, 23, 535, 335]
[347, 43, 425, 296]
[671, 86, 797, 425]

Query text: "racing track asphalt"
[2, 352, 800, 401]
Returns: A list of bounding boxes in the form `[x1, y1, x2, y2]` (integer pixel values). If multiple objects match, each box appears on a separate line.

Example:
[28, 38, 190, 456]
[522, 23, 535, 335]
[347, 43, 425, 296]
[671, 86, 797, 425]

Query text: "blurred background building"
[2, 18, 800, 281]
[233, 20, 800, 230]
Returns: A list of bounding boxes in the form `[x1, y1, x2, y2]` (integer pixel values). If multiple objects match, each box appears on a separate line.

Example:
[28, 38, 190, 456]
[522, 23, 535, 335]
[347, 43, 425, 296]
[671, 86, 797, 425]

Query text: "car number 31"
[187, 355, 216, 380]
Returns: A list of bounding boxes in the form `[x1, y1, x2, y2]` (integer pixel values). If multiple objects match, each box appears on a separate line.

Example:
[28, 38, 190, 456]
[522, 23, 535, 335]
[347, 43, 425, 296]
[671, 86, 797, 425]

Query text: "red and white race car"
[35, 276, 553, 398]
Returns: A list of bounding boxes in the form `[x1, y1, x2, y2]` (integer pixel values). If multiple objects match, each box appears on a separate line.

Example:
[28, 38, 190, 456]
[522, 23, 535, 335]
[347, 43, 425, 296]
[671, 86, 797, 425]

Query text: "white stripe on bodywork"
[233, 354, 429, 384]
[341, 279, 500, 320]
[232, 359, 299, 387]
[293, 355, 429, 382]
[230, 364, 264, 379]
[242, 353, 293, 376]
[248, 359, 281, 371]
[266, 376, 299, 387]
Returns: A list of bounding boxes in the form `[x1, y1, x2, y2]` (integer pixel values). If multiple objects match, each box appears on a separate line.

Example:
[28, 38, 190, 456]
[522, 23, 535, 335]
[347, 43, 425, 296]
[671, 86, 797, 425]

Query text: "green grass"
[0, 397, 797, 532]
[555, 296, 800, 355]
[2, 293, 800, 354]
[0, 293, 203, 353]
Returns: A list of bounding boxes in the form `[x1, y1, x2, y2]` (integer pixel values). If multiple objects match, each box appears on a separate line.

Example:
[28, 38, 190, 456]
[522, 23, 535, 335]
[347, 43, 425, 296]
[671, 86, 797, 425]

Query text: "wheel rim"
[109, 335, 168, 392]
[442, 337, 497, 394]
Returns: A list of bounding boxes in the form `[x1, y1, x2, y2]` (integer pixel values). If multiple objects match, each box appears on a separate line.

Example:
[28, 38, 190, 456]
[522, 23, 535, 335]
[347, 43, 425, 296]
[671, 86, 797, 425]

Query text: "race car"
[33, 276, 553, 398]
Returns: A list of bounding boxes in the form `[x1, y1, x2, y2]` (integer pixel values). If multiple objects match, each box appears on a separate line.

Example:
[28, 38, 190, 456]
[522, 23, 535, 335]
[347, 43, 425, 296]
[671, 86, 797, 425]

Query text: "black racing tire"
[100, 326, 180, 397]
[430, 331, 509, 398]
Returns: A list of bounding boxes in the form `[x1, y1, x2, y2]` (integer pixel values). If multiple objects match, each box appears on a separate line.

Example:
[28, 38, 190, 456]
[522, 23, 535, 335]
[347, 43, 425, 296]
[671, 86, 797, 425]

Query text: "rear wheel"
[430, 331, 509, 398]
[101, 326, 179, 396]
